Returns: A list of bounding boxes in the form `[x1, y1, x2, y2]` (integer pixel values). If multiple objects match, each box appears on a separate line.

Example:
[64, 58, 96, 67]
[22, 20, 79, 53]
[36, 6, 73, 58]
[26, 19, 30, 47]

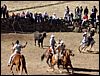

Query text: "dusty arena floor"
[1, 32, 99, 75]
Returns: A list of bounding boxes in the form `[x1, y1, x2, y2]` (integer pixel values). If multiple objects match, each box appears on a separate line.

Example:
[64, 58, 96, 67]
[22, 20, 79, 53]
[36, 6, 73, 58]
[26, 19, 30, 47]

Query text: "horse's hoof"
[46, 69, 49, 72]
[71, 71, 74, 74]
[59, 70, 62, 74]
[7, 64, 10, 67]
[51, 69, 54, 72]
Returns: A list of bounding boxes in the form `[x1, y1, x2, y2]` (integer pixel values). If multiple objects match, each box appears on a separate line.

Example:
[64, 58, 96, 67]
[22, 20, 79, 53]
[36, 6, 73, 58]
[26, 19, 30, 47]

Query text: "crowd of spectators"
[1, 4, 99, 27]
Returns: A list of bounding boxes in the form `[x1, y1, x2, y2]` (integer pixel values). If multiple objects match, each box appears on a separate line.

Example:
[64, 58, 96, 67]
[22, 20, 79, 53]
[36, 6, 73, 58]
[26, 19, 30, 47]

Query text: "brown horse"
[9, 53, 28, 75]
[41, 46, 53, 67]
[41, 47, 74, 74]
[50, 49, 74, 74]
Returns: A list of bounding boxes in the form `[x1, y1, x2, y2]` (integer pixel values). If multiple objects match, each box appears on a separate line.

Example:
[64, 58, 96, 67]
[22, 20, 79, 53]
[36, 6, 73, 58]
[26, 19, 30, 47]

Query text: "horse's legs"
[46, 56, 50, 67]
[10, 64, 14, 75]
[51, 64, 55, 72]
[41, 42, 43, 48]
[69, 64, 74, 74]
[57, 59, 60, 68]
[35, 39, 36, 46]
[83, 46, 88, 52]
[38, 41, 40, 47]
[16, 64, 20, 73]
[78, 45, 82, 53]
[89, 42, 95, 51]
[23, 64, 28, 75]
[65, 64, 70, 73]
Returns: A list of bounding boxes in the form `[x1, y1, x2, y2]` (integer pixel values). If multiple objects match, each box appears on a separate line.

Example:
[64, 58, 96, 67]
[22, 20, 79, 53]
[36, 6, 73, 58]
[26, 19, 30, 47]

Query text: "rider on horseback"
[56, 40, 66, 59]
[80, 32, 88, 48]
[87, 28, 95, 47]
[7, 40, 27, 66]
[49, 34, 56, 54]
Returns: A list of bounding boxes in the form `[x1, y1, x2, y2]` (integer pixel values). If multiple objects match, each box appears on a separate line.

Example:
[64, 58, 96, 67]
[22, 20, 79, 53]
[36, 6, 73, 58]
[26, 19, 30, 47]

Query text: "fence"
[1, 18, 74, 33]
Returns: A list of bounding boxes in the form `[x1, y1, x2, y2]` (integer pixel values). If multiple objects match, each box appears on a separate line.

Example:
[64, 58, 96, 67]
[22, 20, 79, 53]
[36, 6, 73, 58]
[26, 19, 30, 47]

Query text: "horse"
[34, 31, 46, 48]
[8, 53, 28, 75]
[50, 49, 74, 74]
[41, 46, 53, 67]
[41, 47, 74, 74]
[78, 35, 95, 53]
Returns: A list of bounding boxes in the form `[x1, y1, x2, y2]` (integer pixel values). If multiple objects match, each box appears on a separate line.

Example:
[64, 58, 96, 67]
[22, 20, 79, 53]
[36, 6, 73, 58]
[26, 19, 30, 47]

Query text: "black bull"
[34, 31, 46, 48]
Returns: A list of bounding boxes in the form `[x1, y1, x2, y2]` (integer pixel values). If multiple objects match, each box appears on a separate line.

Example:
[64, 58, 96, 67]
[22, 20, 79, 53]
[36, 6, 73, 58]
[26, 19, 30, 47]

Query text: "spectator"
[91, 6, 98, 23]
[92, 6, 98, 14]
[81, 13, 88, 27]
[69, 12, 73, 24]
[12, 12, 16, 19]
[90, 11, 95, 26]
[97, 15, 99, 22]
[70, 12, 74, 21]
[65, 6, 70, 14]
[75, 6, 80, 19]
[43, 12, 49, 21]
[15, 13, 20, 21]
[26, 11, 30, 18]
[34, 12, 38, 23]
[30, 12, 33, 19]
[1, 6, 3, 18]
[20, 11, 25, 19]
[52, 13, 58, 19]
[84, 6, 89, 16]
[6, 10, 9, 18]
[64, 12, 69, 22]
[52, 13, 58, 25]
[2, 4, 7, 18]
[79, 6, 83, 20]
[38, 12, 43, 23]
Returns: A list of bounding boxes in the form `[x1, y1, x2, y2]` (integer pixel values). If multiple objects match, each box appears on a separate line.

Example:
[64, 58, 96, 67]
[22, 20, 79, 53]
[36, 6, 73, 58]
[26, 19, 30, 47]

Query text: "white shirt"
[81, 36, 87, 44]
[50, 37, 56, 46]
[52, 15, 58, 19]
[13, 44, 22, 53]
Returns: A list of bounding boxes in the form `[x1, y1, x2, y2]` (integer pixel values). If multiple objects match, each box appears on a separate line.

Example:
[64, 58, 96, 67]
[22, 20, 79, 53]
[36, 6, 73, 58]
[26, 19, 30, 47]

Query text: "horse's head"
[66, 49, 74, 56]
[43, 32, 46, 38]
[48, 47, 52, 53]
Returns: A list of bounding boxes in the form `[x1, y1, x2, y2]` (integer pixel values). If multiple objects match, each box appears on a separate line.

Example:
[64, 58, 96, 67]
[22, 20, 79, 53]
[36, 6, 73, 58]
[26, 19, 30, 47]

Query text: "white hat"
[91, 28, 95, 31]
[83, 32, 87, 35]
[51, 34, 54, 38]
[60, 40, 64, 44]
[69, 12, 71, 14]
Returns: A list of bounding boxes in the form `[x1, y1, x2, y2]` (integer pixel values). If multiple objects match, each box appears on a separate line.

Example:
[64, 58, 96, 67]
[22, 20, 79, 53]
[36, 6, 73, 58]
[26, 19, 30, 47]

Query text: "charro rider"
[49, 34, 56, 54]
[7, 40, 27, 66]
[56, 40, 66, 59]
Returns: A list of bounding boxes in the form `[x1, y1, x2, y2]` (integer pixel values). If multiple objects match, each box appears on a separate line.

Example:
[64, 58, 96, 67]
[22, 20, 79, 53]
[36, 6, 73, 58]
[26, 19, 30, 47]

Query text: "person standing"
[2, 4, 7, 18]
[91, 6, 98, 24]
[84, 6, 89, 16]
[79, 6, 83, 20]
[75, 6, 80, 19]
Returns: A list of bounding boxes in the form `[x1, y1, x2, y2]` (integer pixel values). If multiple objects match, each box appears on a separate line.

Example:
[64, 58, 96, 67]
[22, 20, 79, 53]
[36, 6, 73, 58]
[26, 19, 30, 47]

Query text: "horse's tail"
[21, 55, 26, 66]
[41, 54, 45, 61]
[21, 55, 28, 75]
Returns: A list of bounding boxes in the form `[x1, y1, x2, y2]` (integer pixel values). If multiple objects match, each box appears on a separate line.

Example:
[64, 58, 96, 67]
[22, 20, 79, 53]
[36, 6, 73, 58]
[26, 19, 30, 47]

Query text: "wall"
[1, 18, 73, 33]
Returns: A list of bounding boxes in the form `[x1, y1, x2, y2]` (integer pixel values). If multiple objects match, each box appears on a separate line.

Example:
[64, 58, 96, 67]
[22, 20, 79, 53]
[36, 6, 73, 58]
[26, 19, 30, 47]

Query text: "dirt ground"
[1, 32, 99, 75]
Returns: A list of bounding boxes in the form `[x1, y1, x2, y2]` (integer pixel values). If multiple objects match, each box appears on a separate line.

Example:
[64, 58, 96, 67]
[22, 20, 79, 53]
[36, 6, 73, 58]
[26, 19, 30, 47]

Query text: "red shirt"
[83, 15, 88, 20]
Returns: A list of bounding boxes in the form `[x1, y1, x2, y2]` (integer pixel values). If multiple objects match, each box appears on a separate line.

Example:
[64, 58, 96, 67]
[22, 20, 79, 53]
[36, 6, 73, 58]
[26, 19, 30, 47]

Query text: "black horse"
[34, 31, 46, 48]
